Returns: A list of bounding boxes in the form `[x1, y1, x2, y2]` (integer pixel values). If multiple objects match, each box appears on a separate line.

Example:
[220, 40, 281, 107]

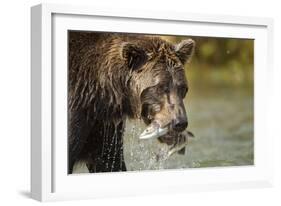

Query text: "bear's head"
[120, 37, 195, 144]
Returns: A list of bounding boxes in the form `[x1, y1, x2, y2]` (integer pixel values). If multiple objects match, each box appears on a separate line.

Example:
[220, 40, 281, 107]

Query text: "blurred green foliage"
[162, 35, 254, 88]
[192, 37, 253, 67]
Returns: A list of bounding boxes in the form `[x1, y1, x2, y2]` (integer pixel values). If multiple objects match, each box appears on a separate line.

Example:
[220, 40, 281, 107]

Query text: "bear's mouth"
[158, 131, 179, 145]
[139, 122, 195, 160]
[139, 121, 191, 145]
[139, 121, 170, 140]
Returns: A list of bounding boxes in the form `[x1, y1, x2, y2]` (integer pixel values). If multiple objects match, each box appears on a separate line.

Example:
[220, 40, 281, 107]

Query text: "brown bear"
[68, 31, 195, 173]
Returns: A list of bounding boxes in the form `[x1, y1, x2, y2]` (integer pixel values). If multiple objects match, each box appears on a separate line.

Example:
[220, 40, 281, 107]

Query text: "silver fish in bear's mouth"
[139, 121, 169, 140]
[139, 121, 193, 141]
[139, 121, 195, 160]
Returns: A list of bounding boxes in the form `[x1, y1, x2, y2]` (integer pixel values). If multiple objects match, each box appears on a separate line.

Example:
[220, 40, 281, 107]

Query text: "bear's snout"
[172, 116, 188, 132]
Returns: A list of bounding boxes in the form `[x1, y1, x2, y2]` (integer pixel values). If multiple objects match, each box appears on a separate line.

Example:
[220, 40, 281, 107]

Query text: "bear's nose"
[172, 117, 188, 132]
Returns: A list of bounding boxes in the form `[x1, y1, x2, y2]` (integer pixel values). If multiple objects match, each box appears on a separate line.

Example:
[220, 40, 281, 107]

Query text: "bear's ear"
[175, 39, 195, 65]
[121, 43, 148, 71]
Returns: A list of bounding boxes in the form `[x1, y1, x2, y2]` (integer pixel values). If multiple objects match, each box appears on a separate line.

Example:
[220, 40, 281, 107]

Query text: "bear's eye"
[163, 86, 170, 93]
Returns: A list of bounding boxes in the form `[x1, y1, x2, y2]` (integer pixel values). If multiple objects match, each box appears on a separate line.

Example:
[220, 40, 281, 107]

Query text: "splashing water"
[123, 119, 177, 171]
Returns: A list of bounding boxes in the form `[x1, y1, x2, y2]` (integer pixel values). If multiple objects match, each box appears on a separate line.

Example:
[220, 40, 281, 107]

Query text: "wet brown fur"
[68, 31, 194, 173]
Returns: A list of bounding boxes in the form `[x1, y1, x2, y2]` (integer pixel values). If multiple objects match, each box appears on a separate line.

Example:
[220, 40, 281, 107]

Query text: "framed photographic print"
[31, 3, 274, 201]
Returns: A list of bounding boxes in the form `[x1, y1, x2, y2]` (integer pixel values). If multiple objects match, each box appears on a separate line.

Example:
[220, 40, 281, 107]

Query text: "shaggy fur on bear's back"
[68, 32, 194, 173]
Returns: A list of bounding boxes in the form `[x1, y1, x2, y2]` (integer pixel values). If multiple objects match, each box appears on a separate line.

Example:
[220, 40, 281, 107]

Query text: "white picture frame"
[31, 3, 274, 202]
